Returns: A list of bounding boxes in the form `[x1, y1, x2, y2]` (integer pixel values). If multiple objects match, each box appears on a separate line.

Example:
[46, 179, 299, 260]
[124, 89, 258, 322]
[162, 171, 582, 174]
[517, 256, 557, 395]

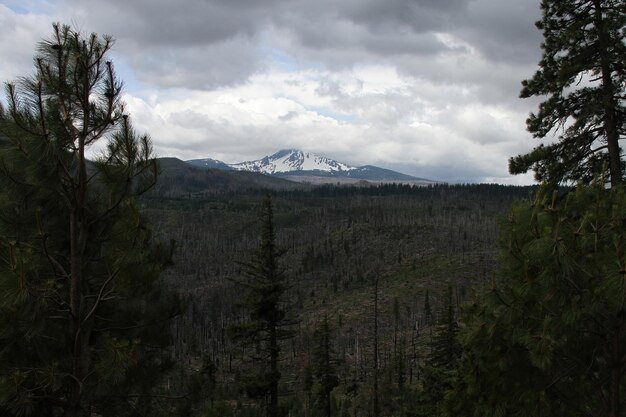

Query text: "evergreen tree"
[372, 274, 380, 417]
[311, 315, 339, 417]
[427, 286, 461, 370]
[423, 290, 432, 326]
[417, 286, 461, 417]
[450, 185, 626, 417]
[189, 355, 218, 412]
[229, 196, 293, 417]
[509, 0, 626, 186]
[0, 24, 179, 417]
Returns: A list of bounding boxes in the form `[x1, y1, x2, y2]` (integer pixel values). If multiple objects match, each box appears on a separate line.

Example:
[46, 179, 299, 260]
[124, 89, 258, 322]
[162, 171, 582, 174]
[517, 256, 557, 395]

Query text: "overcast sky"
[0, 0, 546, 183]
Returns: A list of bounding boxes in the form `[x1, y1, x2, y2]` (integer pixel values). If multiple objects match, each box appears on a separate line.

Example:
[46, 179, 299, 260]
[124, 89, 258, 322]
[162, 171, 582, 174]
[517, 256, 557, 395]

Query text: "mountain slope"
[151, 157, 303, 197]
[230, 149, 355, 174]
[187, 149, 435, 184]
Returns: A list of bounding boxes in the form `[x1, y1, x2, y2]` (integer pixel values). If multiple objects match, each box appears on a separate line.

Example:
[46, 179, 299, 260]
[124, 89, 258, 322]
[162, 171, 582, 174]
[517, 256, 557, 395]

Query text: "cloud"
[457, 0, 542, 64]
[54, 0, 541, 94]
[0, 5, 50, 86]
[0, 0, 545, 183]
[120, 64, 536, 183]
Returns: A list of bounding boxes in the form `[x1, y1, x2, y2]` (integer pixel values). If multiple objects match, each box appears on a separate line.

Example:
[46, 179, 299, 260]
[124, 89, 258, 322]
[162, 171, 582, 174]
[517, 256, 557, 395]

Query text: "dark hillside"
[151, 157, 305, 197]
[140, 181, 535, 415]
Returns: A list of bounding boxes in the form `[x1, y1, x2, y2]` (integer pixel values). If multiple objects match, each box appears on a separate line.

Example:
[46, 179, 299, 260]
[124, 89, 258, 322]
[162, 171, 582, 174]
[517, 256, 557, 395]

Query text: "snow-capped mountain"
[186, 149, 436, 185]
[230, 149, 355, 174]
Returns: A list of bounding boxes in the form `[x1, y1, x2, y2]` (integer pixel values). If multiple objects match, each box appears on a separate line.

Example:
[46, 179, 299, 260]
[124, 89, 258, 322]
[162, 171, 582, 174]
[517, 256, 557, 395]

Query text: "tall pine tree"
[0, 24, 179, 417]
[510, 0, 626, 186]
[229, 196, 294, 417]
[417, 286, 461, 417]
[453, 2, 626, 417]
[451, 185, 626, 417]
[311, 316, 339, 417]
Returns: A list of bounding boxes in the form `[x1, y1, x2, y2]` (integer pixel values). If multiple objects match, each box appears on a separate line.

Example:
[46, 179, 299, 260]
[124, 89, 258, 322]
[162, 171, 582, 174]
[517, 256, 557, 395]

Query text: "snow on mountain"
[229, 149, 356, 174]
[186, 149, 436, 185]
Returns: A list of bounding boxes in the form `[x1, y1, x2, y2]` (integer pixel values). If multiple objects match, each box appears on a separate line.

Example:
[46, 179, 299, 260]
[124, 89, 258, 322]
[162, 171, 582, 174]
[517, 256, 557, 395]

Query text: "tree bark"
[373, 276, 379, 417]
[608, 317, 624, 417]
[269, 321, 279, 417]
[593, 0, 622, 186]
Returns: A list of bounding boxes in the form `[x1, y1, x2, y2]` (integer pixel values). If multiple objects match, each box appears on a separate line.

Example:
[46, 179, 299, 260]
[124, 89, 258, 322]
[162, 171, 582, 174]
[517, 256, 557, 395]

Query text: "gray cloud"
[455, 0, 542, 64]
[342, 0, 470, 29]
[2, 0, 546, 184]
[0, 5, 50, 85]
[126, 37, 262, 89]
[279, 111, 299, 121]
[55, 0, 542, 95]
[64, 0, 273, 46]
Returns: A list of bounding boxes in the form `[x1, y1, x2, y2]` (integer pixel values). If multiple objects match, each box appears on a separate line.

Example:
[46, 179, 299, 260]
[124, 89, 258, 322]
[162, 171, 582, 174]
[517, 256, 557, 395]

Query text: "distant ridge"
[187, 149, 436, 185]
[185, 157, 233, 171]
[150, 157, 303, 197]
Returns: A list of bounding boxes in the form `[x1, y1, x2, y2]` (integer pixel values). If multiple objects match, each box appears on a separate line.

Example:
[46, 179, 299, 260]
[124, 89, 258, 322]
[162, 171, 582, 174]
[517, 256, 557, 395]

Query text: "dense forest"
[1, 0, 625, 416]
[141, 180, 534, 416]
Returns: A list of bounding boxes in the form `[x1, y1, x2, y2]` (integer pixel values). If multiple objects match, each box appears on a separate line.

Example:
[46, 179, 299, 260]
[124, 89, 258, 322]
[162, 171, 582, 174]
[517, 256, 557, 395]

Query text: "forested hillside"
[140, 182, 534, 416]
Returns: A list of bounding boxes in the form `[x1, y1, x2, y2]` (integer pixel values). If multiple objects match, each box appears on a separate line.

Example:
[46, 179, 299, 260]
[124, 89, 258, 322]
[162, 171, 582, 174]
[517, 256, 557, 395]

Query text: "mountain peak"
[271, 148, 301, 158]
[231, 149, 355, 174]
[186, 149, 436, 185]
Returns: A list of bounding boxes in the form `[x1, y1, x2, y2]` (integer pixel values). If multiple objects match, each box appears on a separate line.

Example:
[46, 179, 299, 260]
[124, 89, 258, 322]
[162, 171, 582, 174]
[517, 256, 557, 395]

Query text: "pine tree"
[427, 286, 461, 370]
[0, 23, 179, 417]
[450, 185, 626, 417]
[311, 316, 339, 417]
[417, 286, 461, 417]
[457, 2, 626, 416]
[423, 290, 432, 326]
[509, 0, 626, 186]
[189, 355, 218, 412]
[372, 274, 380, 417]
[229, 196, 293, 417]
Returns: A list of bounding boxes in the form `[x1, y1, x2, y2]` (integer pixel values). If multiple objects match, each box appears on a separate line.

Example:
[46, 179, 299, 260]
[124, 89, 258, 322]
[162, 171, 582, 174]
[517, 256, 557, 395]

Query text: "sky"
[0, 0, 546, 184]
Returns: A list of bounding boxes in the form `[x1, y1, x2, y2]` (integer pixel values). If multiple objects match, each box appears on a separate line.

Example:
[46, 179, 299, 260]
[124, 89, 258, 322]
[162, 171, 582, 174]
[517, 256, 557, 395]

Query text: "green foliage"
[0, 23, 179, 417]
[451, 184, 626, 417]
[229, 196, 294, 417]
[510, 0, 626, 185]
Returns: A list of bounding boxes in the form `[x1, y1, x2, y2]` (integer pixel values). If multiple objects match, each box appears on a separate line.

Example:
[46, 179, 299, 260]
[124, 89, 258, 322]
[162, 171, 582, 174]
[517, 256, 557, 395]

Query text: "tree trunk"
[269, 322, 279, 417]
[67, 135, 89, 417]
[68, 209, 82, 417]
[373, 276, 379, 417]
[608, 317, 625, 417]
[593, 0, 622, 186]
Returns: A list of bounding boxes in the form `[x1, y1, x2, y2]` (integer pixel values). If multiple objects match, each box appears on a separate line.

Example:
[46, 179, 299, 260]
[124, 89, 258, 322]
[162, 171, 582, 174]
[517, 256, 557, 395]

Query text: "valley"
[141, 170, 534, 416]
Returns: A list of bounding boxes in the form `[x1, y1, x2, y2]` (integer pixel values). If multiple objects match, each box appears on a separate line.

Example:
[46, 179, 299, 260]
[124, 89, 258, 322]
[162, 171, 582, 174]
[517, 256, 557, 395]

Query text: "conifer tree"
[372, 274, 380, 417]
[229, 196, 293, 417]
[423, 290, 432, 326]
[427, 286, 461, 370]
[417, 286, 460, 417]
[509, 0, 626, 186]
[0, 23, 179, 417]
[451, 185, 626, 417]
[311, 315, 339, 417]
[456, 2, 626, 416]
[189, 355, 218, 412]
